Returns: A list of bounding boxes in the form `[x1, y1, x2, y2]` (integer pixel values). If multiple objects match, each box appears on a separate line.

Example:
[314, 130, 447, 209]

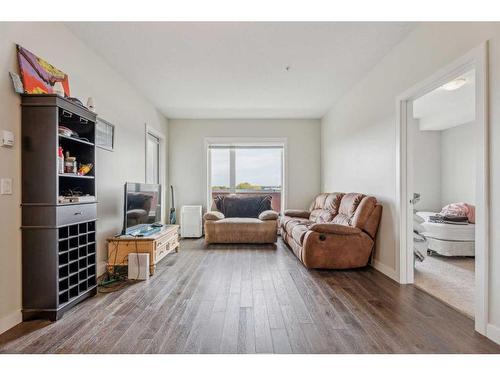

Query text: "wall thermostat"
[1, 130, 14, 147]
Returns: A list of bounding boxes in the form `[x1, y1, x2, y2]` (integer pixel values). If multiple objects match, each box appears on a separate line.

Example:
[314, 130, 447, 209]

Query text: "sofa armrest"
[258, 210, 279, 221]
[204, 211, 225, 221]
[309, 223, 361, 235]
[283, 209, 310, 219]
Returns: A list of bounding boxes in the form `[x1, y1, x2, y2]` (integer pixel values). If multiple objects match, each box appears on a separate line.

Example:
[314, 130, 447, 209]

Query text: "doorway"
[396, 43, 489, 334]
[410, 68, 476, 317]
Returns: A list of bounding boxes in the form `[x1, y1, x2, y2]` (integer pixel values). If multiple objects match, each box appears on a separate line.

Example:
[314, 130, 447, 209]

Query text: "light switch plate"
[1, 178, 12, 195]
[1, 130, 14, 147]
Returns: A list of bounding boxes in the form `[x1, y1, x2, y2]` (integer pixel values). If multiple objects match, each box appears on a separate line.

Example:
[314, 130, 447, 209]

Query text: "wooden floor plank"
[1, 238, 499, 354]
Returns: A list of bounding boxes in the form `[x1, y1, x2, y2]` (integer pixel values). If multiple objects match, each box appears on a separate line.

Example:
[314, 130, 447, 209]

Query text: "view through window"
[209, 144, 284, 212]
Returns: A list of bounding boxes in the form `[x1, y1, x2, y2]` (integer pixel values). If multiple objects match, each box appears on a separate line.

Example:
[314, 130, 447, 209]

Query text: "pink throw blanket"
[440, 202, 475, 224]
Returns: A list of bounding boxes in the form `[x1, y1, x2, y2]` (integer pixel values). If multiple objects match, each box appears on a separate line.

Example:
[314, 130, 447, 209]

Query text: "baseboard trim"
[0, 310, 22, 335]
[371, 260, 399, 282]
[487, 323, 500, 345]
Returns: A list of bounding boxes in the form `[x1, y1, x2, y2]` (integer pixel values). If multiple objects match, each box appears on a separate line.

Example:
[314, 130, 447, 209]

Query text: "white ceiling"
[413, 69, 475, 131]
[66, 22, 416, 119]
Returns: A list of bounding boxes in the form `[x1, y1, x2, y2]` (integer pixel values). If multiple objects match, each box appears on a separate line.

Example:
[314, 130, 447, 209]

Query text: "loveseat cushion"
[258, 210, 279, 220]
[204, 211, 225, 221]
[213, 194, 272, 218]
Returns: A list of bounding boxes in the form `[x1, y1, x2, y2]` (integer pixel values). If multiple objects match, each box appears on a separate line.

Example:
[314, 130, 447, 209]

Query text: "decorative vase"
[87, 97, 95, 112]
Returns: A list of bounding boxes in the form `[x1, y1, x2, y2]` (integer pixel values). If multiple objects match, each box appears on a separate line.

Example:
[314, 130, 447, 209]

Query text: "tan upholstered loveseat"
[281, 193, 382, 269]
[204, 195, 279, 244]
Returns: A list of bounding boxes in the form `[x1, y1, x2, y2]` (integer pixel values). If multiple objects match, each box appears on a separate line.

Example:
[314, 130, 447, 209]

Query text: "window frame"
[204, 137, 287, 213]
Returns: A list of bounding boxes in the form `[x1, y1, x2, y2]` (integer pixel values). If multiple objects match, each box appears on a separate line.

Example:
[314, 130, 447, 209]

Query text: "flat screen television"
[123, 182, 162, 235]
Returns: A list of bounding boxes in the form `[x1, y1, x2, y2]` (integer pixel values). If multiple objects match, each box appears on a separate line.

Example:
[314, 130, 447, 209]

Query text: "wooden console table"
[107, 225, 179, 275]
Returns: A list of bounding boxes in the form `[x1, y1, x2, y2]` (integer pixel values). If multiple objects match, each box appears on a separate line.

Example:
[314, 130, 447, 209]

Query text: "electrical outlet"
[0, 178, 12, 195]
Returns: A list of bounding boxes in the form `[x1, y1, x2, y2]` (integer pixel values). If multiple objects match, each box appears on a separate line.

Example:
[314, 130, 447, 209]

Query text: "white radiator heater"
[180, 205, 203, 238]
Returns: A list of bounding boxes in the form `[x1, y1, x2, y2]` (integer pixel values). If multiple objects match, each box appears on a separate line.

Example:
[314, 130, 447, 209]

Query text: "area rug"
[414, 254, 474, 317]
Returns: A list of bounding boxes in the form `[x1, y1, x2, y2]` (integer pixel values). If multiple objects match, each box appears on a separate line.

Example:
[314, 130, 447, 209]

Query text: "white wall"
[320, 22, 500, 338]
[412, 121, 476, 212]
[441, 122, 476, 206]
[0, 22, 168, 334]
[169, 119, 321, 213]
[411, 121, 442, 212]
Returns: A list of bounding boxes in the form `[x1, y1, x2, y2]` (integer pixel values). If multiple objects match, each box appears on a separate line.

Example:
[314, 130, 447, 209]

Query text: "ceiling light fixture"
[441, 77, 467, 91]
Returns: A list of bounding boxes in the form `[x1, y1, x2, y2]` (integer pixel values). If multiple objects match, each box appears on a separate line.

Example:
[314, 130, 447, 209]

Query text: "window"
[146, 132, 160, 184]
[208, 143, 284, 212]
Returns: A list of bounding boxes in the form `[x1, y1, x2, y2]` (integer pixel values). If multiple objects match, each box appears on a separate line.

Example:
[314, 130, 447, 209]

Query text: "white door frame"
[145, 124, 167, 221]
[395, 42, 489, 335]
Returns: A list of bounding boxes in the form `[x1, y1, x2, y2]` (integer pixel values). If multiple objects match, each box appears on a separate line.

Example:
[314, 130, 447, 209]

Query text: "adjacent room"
[1, 20, 500, 360]
[411, 69, 477, 317]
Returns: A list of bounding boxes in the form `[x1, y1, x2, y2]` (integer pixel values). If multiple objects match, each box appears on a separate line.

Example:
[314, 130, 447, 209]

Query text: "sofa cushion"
[259, 210, 279, 220]
[291, 224, 309, 245]
[351, 196, 377, 229]
[309, 192, 344, 223]
[281, 215, 305, 229]
[213, 194, 272, 218]
[284, 217, 312, 234]
[283, 209, 310, 218]
[331, 193, 365, 226]
[309, 209, 333, 223]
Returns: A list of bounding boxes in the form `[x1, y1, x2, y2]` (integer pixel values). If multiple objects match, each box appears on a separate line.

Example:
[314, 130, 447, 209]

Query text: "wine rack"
[57, 221, 97, 306]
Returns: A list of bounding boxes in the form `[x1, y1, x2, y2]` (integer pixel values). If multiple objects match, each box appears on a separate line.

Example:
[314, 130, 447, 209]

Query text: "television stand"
[107, 225, 179, 276]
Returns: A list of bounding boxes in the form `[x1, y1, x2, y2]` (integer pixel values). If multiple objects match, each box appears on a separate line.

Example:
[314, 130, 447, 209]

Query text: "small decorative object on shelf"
[57, 147, 65, 174]
[87, 97, 95, 112]
[78, 163, 93, 176]
[58, 126, 76, 138]
[64, 151, 77, 174]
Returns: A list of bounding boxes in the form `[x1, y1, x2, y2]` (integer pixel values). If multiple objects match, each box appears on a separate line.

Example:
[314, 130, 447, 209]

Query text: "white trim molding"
[145, 124, 167, 222]
[395, 42, 490, 336]
[0, 310, 22, 335]
[372, 260, 399, 283]
[486, 324, 500, 345]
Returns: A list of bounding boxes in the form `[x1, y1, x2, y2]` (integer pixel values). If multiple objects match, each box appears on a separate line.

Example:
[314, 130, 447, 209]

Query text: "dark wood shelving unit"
[21, 94, 98, 321]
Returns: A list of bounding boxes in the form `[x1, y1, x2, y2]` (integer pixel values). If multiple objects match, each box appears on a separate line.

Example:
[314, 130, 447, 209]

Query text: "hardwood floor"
[1, 238, 499, 354]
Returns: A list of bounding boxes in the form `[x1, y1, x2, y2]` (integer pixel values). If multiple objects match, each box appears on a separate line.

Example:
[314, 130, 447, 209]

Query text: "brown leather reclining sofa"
[281, 192, 382, 269]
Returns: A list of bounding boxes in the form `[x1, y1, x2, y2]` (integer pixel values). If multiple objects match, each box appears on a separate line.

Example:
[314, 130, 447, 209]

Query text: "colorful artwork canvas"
[16, 45, 70, 96]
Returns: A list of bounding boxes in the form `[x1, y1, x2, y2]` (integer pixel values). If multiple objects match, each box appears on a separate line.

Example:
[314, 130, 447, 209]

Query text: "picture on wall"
[16, 45, 70, 96]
